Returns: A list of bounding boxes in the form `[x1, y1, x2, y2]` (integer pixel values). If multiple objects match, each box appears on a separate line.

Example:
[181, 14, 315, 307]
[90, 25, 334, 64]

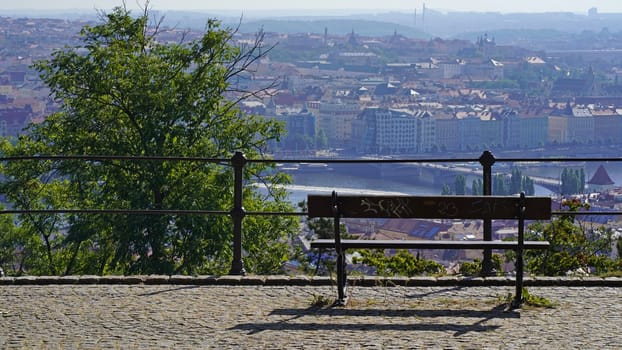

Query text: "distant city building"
[353, 107, 433, 154]
[277, 111, 317, 150]
[548, 105, 596, 145]
[308, 101, 361, 148]
[505, 113, 548, 149]
[592, 109, 622, 145]
[262, 107, 317, 151]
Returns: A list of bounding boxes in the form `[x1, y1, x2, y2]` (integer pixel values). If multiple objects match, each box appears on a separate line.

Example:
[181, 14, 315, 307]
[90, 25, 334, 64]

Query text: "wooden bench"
[308, 191, 552, 308]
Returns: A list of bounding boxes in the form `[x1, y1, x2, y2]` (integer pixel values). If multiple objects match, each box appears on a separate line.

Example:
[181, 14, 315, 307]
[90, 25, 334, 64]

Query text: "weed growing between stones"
[310, 294, 333, 307]
[501, 288, 557, 309]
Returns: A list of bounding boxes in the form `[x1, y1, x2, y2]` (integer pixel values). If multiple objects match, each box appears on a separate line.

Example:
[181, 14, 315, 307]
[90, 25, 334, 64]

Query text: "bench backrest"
[307, 193, 551, 220]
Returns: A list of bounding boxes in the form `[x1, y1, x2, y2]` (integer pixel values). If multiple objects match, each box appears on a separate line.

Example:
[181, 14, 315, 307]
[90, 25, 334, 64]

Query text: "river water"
[284, 172, 439, 204]
[260, 160, 622, 205]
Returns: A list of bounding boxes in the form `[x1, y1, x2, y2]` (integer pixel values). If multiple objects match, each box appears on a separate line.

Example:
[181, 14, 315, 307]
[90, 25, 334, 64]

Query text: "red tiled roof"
[588, 165, 615, 186]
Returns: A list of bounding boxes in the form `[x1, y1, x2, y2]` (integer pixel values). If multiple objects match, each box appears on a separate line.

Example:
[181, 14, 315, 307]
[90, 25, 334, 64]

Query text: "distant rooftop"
[588, 165, 615, 186]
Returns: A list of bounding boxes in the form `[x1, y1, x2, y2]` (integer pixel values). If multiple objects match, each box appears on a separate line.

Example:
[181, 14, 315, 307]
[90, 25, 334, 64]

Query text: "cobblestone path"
[1, 284, 620, 349]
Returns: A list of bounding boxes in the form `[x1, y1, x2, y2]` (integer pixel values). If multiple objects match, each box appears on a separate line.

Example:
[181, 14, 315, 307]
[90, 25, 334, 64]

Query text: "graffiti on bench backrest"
[359, 197, 414, 218]
[468, 197, 516, 218]
[350, 196, 518, 219]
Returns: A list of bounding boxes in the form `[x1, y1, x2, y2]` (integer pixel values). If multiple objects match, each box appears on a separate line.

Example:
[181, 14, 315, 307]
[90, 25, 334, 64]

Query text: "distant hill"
[158, 10, 622, 46]
[341, 10, 622, 38]
[237, 19, 429, 39]
[6, 8, 622, 49]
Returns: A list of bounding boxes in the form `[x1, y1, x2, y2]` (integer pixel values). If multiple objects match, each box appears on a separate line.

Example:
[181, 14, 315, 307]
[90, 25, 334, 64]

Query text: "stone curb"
[1, 275, 621, 287]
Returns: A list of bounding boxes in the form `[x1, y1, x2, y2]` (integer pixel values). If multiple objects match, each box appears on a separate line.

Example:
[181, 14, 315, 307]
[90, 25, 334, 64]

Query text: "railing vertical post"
[479, 150, 496, 276]
[229, 151, 247, 275]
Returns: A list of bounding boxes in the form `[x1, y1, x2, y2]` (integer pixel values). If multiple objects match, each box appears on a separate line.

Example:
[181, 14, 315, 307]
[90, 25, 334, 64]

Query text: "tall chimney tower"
[414, 8, 417, 28]
[422, 3, 426, 32]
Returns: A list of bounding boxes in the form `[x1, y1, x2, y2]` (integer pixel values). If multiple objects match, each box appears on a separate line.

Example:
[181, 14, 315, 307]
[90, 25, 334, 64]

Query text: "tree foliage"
[0, 4, 298, 276]
[560, 168, 585, 195]
[454, 175, 466, 195]
[441, 184, 452, 195]
[471, 178, 483, 195]
[493, 174, 508, 195]
[353, 249, 445, 277]
[521, 199, 621, 276]
[0, 205, 23, 275]
[491, 168, 534, 195]
[315, 129, 328, 150]
[459, 254, 503, 276]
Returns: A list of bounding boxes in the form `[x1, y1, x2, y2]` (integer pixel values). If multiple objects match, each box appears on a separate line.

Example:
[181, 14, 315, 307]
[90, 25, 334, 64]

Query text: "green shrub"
[459, 254, 504, 276]
[352, 249, 446, 277]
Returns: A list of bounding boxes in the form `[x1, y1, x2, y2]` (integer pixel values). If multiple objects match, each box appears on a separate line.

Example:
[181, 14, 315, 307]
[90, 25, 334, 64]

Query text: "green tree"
[510, 168, 522, 194]
[0, 4, 297, 275]
[493, 174, 508, 195]
[441, 184, 452, 195]
[0, 204, 22, 276]
[508, 168, 535, 195]
[522, 176, 535, 195]
[316, 129, 328, 150]
[353, 249, 445, 277]
[0, 148, 86, 275]
[454, 175, 467, 195]
[520, 199, 621, 276]
[471, 178, 483, 195]
[561, 168, 585, 195]
[459, 254, 503, 276]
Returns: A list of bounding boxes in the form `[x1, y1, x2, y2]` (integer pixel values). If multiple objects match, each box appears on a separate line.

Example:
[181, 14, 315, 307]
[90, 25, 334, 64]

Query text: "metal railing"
[1, 150, 622, 275]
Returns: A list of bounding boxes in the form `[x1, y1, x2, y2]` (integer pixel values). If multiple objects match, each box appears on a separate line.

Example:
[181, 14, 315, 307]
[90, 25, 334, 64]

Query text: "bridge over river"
[422, 163, 561, 191]
[330, 162, 563, 192]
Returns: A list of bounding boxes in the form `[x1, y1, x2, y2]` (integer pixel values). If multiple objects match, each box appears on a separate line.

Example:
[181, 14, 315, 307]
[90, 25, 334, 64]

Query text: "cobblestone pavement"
[0, 282, 620, 349]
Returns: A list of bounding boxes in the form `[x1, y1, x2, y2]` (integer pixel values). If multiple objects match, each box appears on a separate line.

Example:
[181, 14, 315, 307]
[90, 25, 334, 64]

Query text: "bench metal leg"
[512, 249, 524, 309]
[512, 192, 527, 309]
[335, 251, 347, 306]
[332, 191, 347, 306]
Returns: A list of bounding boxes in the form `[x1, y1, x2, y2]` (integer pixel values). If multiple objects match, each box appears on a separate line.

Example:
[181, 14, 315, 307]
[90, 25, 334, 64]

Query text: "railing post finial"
[478, 150, 496, 169]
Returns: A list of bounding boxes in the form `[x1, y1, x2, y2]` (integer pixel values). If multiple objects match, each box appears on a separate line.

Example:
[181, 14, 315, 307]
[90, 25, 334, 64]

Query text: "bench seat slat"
[310, 239, 550, 250]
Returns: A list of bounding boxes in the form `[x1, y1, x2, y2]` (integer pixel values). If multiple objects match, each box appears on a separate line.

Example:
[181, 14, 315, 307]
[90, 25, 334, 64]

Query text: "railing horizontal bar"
[246, 211, 307, 216]
[254, 156, 622, 164]
[0, 155, 229, 162]
[496, 157, 622, 162]
[0, 209, 308, 216]
[0, 209, 230, 215]
[249, 158, 478, 164]
[3, 155, 622, 164]
[552, 211, 622, 216]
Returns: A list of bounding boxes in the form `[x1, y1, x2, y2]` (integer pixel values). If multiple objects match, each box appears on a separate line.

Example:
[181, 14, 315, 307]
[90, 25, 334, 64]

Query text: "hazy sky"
[1, 1, 622, 14]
